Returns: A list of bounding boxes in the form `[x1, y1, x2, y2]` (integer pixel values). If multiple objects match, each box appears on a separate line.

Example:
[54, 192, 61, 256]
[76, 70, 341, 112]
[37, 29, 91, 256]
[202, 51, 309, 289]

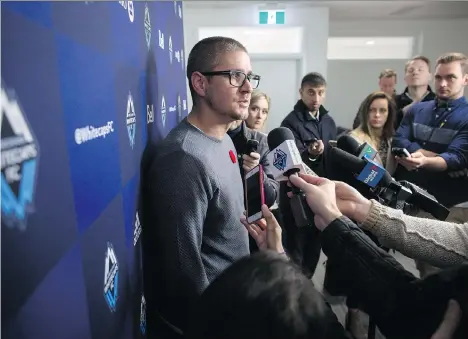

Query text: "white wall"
[327, 19, 468, 129]
[183, 5, 330, 113]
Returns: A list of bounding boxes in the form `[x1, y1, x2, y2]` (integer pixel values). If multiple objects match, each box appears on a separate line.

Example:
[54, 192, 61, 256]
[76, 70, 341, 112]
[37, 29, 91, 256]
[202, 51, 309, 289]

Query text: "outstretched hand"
[334, 181, 372, 224]
[240, 205, 284, 253]
[288, 174, 342, 230]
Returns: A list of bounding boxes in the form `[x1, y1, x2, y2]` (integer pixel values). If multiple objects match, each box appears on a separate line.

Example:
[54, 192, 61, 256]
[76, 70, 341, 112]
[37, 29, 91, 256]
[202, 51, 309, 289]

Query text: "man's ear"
[462, 73, 468, 86]
[191, 72, 208, 98]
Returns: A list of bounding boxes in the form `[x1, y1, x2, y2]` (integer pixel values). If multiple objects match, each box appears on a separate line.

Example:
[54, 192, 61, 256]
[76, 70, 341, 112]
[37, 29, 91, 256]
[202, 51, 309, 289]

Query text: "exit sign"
[259, 10, 285, 25]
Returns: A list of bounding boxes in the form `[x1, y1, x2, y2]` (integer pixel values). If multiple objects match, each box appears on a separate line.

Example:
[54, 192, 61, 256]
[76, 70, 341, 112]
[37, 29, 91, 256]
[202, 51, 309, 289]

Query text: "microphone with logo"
[267, 127, 315, 228]
[337, 135, 378, 161]
[331, 135, 450, 220]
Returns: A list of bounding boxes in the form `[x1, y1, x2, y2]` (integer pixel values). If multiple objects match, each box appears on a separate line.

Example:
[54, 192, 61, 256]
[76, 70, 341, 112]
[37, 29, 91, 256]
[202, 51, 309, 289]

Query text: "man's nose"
[241, 79, 253, 92]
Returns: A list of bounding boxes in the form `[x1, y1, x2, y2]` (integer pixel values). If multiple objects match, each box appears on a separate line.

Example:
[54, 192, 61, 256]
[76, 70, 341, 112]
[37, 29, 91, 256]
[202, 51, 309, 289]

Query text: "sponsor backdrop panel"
[1, 1, 186, 338]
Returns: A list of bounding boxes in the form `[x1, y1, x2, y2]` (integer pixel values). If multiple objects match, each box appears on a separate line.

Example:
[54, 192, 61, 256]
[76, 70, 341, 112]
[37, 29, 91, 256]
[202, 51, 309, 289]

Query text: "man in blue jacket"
[392, 52, 468, 210]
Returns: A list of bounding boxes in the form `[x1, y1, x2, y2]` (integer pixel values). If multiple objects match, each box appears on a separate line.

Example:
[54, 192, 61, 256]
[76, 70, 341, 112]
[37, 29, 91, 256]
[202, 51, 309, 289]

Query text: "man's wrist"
[324, 209, 343, 226]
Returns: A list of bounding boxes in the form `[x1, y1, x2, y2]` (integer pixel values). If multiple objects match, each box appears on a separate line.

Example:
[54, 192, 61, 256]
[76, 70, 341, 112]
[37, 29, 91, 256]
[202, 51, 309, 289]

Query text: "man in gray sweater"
[142, 37, 262, 337]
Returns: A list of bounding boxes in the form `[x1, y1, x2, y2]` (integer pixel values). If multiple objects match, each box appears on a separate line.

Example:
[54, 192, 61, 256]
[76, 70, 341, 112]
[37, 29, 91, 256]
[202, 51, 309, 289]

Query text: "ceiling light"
[366, 40, 375, 45]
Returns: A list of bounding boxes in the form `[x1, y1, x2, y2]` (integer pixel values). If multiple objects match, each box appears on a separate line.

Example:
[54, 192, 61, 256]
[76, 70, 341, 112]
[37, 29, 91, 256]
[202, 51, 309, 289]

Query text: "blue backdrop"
[1, 1, 187, 338]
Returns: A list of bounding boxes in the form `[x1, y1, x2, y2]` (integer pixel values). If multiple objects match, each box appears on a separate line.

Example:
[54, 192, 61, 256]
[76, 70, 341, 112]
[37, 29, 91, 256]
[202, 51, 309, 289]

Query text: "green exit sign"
[259, 10, 285, 25]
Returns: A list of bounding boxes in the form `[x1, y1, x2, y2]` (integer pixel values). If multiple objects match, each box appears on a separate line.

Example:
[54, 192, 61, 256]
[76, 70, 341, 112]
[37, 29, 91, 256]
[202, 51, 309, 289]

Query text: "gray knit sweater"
[144, 118, 249, 332]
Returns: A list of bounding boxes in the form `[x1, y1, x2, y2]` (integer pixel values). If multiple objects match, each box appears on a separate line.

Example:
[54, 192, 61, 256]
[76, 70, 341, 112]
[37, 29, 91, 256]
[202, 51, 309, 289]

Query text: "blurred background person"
[350, 91, 397, 174]
[394, 55, 435, 128]
[378, 69, 397, 97]
[278, 72, 337, 296]
[337, 91, 397, 337]
[228, 89, 279, 252]
[245, 89, 270, 131]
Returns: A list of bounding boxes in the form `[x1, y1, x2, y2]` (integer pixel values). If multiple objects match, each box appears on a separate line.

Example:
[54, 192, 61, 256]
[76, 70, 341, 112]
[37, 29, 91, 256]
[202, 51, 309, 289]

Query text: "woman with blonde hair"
[350, 91, 398, 174]
[245, 89, 271, 131]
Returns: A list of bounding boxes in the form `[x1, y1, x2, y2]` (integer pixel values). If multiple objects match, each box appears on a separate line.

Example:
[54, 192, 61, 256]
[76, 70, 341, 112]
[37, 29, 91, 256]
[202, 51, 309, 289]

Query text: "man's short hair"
[187, 36, 248, 106]
[405, 55, 431, 72]
[436, 52, 468, 75]
[301, 72, 327, 88]
[379, 69, 397, 80]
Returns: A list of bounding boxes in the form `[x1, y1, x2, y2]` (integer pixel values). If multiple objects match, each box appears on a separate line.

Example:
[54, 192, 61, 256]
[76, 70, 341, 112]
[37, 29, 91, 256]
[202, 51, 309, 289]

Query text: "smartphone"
[245, 164, 265, 223]
[392, 147, 411, 158]
[305, 138, 318, 146]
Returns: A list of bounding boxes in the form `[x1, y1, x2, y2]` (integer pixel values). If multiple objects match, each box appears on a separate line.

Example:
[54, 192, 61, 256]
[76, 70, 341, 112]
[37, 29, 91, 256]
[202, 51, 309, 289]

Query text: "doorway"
[251, 57, 302, 133]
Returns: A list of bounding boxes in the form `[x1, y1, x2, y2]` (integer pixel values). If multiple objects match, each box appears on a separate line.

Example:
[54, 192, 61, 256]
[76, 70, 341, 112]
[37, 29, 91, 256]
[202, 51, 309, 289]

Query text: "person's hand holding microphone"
[242, 152, 261, 172]
[287, 174, 343, 230]
[288, 174, 462, 338]
[288, 173, 374, 227]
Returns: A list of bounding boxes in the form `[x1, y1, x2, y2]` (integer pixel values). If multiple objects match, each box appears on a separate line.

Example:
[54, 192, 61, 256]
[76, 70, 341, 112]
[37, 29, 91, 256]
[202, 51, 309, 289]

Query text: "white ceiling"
[183, 0, 468, 20]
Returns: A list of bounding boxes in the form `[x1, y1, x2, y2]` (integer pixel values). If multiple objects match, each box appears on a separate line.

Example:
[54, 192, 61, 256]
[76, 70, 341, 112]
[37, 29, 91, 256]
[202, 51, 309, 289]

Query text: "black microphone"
[263, 178, 278, 208]
[330, 147, 394, 189]
[245, 139, 259, 154]
[330, 147, 450, 220]
[337, 134, 361, 155]
[267, 127, 314, 228]
[337, 134, 378, 160]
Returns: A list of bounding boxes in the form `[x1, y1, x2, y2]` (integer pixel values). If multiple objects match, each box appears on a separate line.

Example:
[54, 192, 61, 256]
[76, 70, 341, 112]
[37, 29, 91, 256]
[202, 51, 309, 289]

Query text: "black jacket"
[281, 100, 337, 178]
[322, 216, 468, 339]
[228, 122, 279, 206]
[278, 101, 337, 276]
[394, 85, 436, 128]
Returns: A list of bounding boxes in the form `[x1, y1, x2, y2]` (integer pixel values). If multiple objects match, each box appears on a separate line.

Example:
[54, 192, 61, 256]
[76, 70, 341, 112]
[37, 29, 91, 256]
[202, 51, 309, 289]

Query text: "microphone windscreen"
[330, 147, 393, 188]
[267, 127, 295, 150]
[263, 182, 277, 208]
[330, 147, 366, 173]
[337, 134, 361, 156]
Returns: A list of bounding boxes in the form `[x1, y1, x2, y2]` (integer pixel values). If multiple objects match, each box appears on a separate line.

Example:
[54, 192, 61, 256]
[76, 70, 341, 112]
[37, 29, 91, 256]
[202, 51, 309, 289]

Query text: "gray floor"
[312, 250, 420, 338]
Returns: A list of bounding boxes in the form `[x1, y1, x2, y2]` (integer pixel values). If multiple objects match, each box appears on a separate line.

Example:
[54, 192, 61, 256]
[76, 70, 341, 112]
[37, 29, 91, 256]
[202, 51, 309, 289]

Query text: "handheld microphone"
[337, 134, 377, 160]
[330, 147, 450, 220]
[262, 177, 278, 208]
[330, 147, 393, 189]
[245, 139, 259, 154]
[267, 128, 308, 181]
[267, 127, 314, 228]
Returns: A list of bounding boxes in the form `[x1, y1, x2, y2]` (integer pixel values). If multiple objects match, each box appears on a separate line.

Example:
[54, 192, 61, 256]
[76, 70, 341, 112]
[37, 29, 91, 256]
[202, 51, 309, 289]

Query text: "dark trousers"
[282, 212, 322, 278]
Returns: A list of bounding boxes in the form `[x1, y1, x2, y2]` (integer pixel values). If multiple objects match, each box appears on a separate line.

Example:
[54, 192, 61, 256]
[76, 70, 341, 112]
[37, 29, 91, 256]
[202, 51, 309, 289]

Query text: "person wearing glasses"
[141, 36, 261, 338]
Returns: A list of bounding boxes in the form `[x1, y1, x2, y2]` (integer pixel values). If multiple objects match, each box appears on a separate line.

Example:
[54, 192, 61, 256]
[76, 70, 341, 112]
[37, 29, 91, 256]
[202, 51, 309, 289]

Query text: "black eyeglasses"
[201, 70, 261, 89]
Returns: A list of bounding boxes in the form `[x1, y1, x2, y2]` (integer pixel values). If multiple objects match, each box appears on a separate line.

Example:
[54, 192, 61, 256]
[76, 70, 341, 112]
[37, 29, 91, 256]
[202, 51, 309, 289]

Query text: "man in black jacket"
[279, 72, 337, 279]
[394, 55, 436, 128]
[281, 72, 337, 177]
